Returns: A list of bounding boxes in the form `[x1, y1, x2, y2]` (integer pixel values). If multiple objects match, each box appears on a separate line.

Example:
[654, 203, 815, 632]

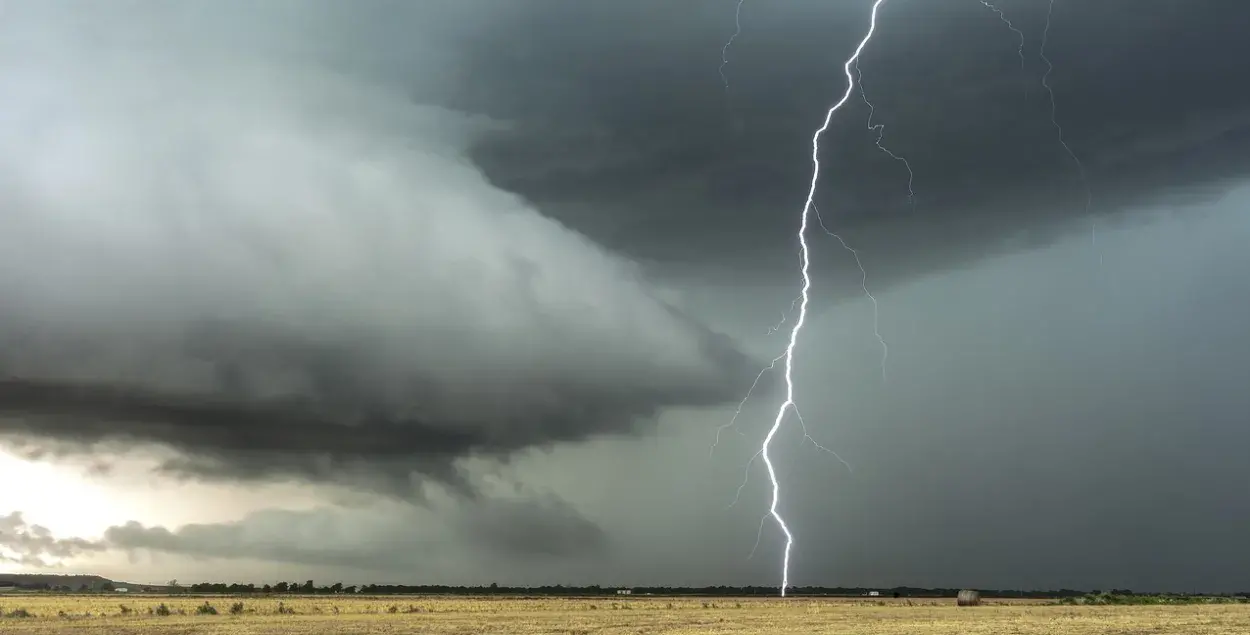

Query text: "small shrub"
[230, 602, 245, 615]
[387, 604, 399, 614]
[5, 608, 34, 619]
[276, 602, 295, 615]
[154, 603, 172, 616]
[119, 604, 133, 615]
[196, 602, 218, 615]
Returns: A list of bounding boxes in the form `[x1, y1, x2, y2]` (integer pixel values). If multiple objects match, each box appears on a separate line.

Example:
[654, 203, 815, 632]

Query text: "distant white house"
[867, 591, 880, 597]
[615, 589, 633, 595]
[115, 588, 129, 593]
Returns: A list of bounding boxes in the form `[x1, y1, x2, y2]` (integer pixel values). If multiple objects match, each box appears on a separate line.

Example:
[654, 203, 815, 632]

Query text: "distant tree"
[275, 582, 289, 593]
[330, 582, 343, 594]
[101, 582, 115, 592]
[262, 584, 272, 593]
[301, 580, 315, 593]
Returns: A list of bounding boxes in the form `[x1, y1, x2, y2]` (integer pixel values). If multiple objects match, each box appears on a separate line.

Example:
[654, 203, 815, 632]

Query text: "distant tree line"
[33, 581, 1249, 599]
[5, 576, 1248, 599]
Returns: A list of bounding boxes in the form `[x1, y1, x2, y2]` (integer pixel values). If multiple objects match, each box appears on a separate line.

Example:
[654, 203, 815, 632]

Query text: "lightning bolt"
[710, 353, 783, 458]
[754, 0, 890, 597]
[844, 51, 909, 384]
[855, 58, 914, 204]
[738, 403, 853, 565]
[980, 1, 1025, 70]
[813, 205, 887, 383]
[1038, 0, 1096, 264]
[766, 297, 801, 336]
[718, 0, 746, 92]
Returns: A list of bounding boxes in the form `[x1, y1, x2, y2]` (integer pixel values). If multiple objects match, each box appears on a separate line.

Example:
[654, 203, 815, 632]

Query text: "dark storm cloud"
[100, 494, 606, 571]
[0, 0, 767, 496]
[0, 320, 748, 496]
[0, 512, 105, 568]
[456, 494, 608, 559]
[457, 0, 1250, 288]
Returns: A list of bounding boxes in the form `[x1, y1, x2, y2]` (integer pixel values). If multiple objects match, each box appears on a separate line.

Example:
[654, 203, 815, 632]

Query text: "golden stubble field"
[2, 594, 1248, 634]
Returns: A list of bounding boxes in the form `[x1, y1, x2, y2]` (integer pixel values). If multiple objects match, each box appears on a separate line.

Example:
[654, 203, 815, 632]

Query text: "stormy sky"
[2, 0, 1249, 593]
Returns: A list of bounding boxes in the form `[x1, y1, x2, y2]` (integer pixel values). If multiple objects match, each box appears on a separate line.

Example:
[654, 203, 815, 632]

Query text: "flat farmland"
[2, 594, 1248, 634]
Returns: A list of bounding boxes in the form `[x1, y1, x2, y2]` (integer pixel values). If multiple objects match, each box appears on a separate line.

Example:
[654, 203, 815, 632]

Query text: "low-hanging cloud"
[0, 2, 762, 497]
[0, 512, 106, 568]
[102, 494, 608, 573]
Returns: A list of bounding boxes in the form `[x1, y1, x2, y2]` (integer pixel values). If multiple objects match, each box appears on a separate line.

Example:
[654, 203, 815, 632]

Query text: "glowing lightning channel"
[710, 354, 784, 458]
[718, 0, 746, 92]
[766, 296, 802, 335]
[813, 205, 887, 383]
[980, 1, 1025, 70]
[1039, 0, 1096, 264]
[843, 52, 910, 384]
[855, 58, 914, 204]
[759, 0, 890, 598]
[740, 404, 854, 563]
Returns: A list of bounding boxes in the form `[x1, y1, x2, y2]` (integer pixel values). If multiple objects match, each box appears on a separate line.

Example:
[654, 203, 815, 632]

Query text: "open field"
[2, 594, 1249, 634]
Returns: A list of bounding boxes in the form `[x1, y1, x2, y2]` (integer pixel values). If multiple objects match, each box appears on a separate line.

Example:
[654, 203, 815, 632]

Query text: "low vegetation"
[0, 594, 1248, 634]
[1058, 591, 1250, 606]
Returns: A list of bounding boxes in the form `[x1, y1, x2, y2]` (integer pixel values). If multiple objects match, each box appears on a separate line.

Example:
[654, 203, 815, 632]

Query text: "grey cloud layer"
[0, 512, 105, 568]
[0, 1, 763, 495]
[103, 494, 606, 573]
[3, 491, 606, 578]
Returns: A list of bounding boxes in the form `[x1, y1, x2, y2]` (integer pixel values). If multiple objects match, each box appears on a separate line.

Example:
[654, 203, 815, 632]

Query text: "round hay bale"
[956, 589, 981, 607]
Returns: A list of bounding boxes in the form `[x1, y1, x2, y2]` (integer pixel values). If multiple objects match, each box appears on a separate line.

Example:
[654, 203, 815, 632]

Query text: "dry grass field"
[2, 594, 1248, 634]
